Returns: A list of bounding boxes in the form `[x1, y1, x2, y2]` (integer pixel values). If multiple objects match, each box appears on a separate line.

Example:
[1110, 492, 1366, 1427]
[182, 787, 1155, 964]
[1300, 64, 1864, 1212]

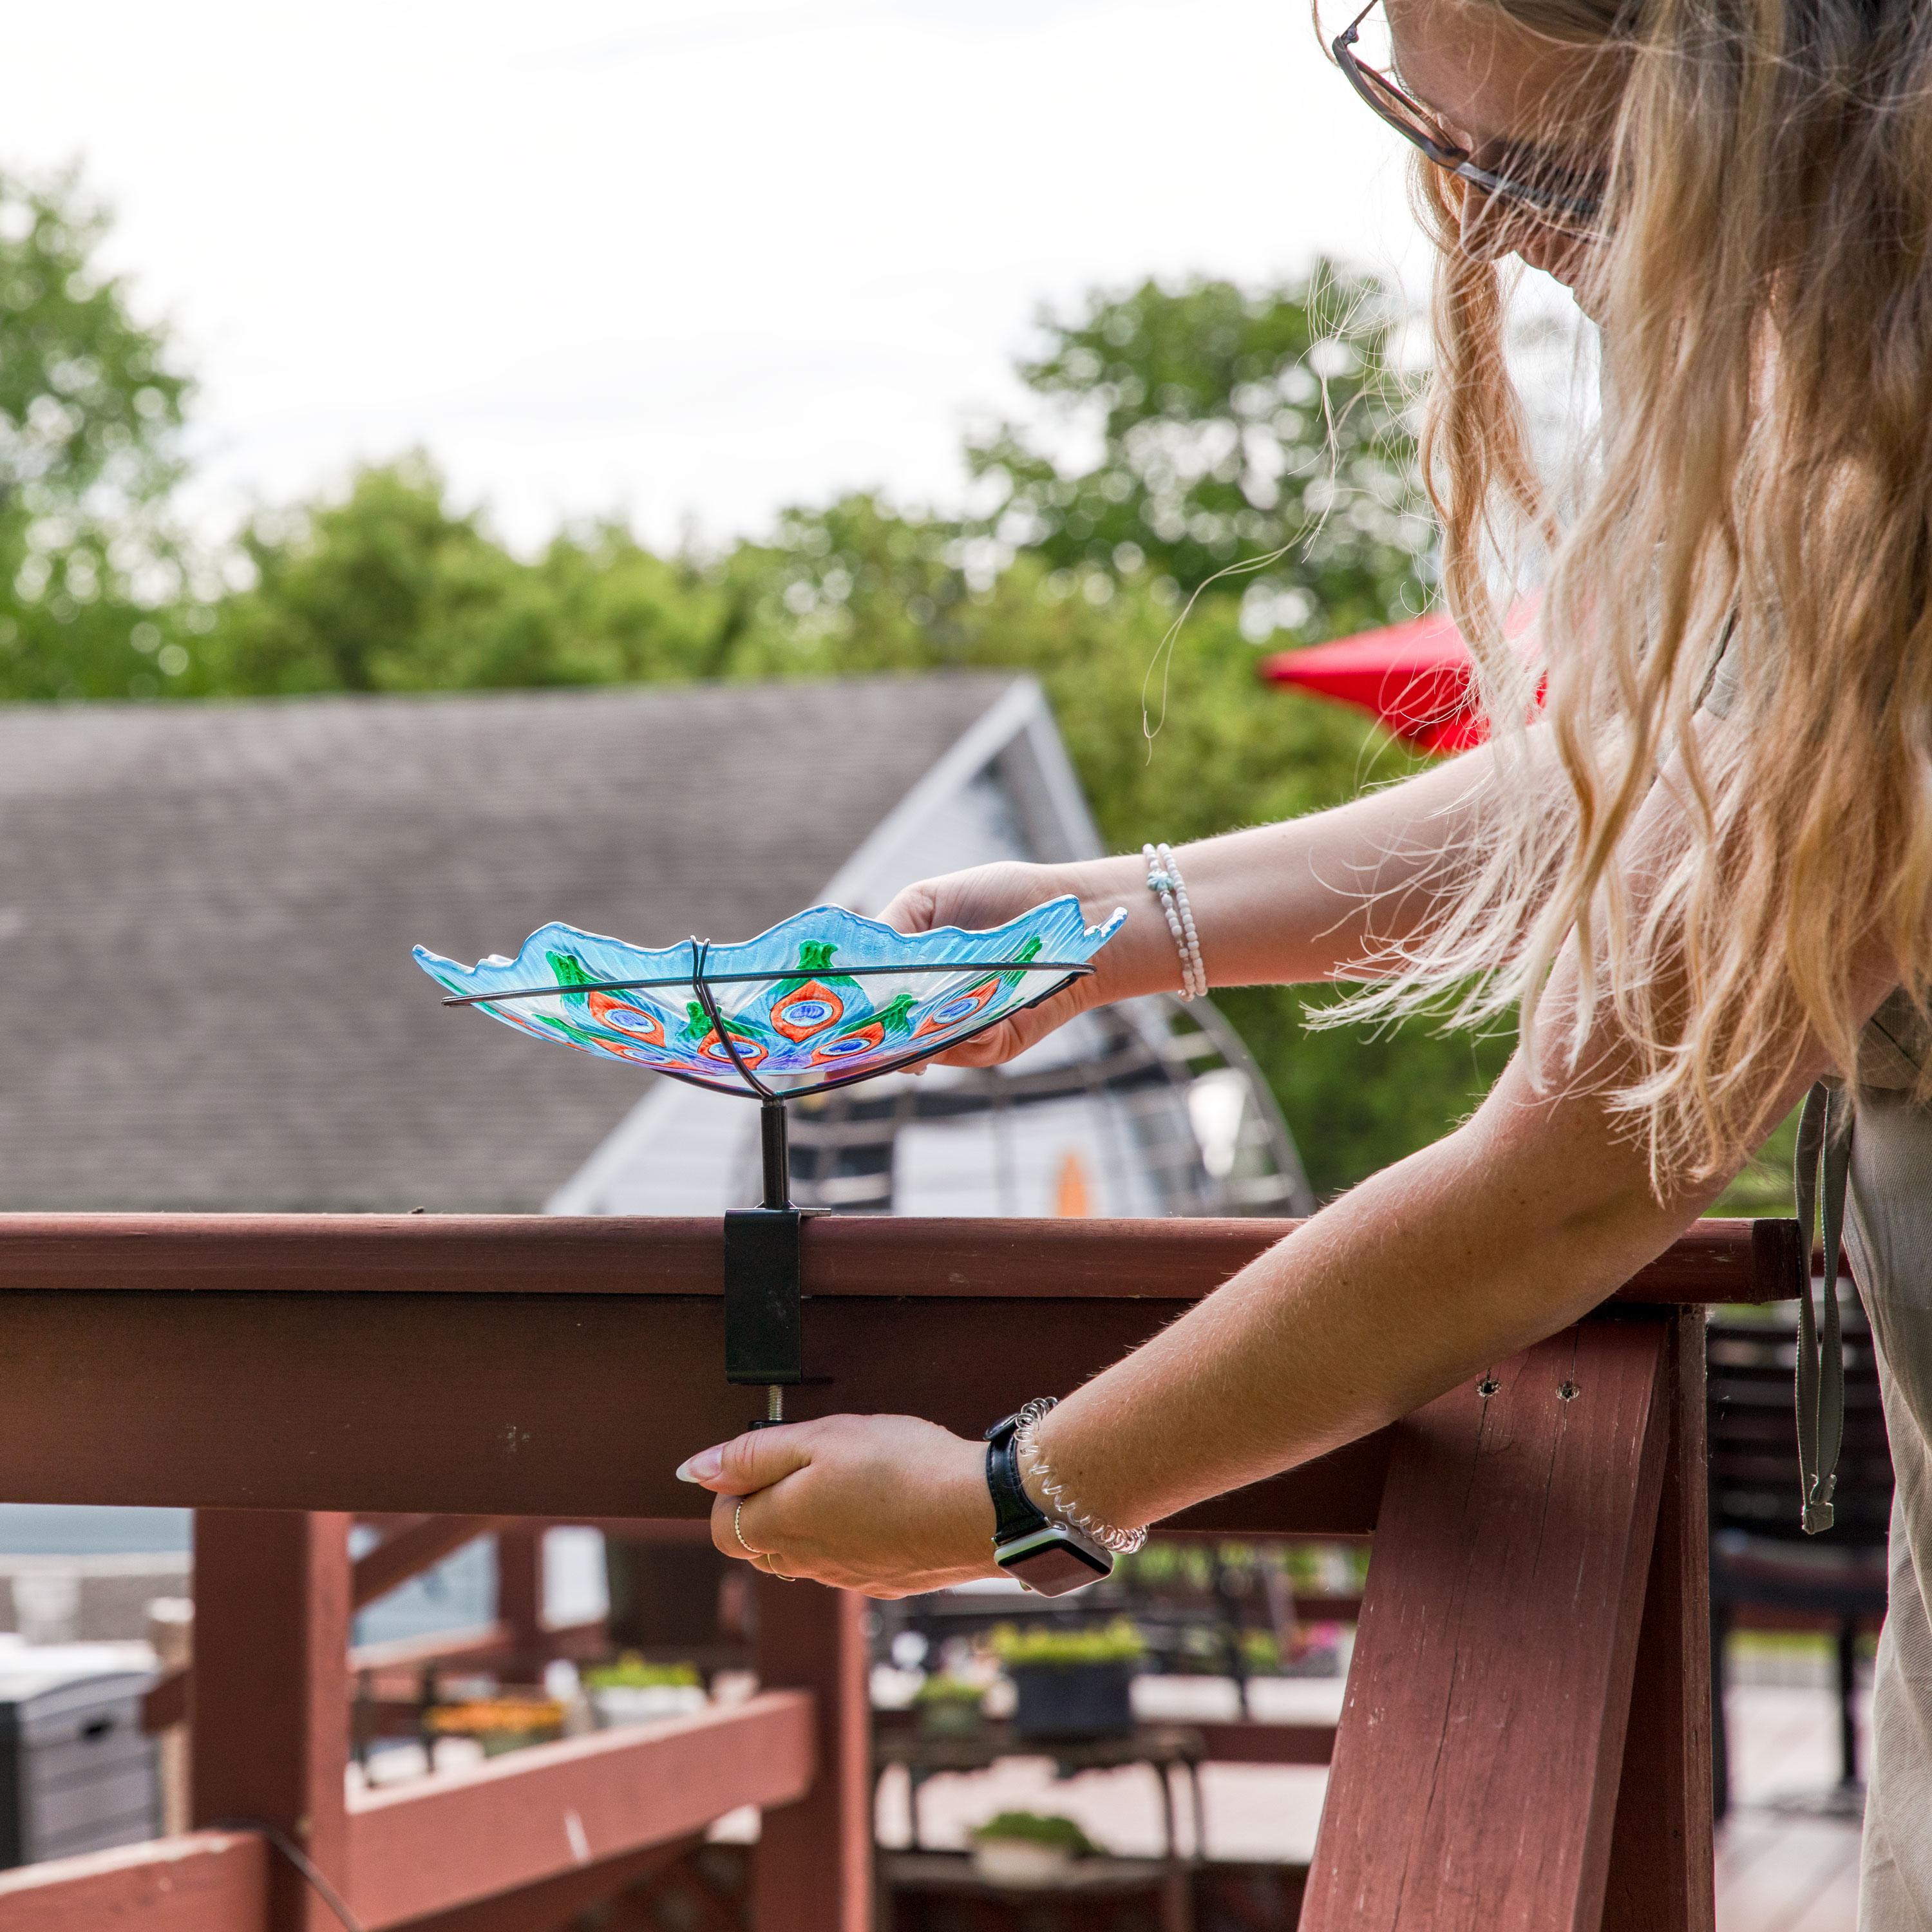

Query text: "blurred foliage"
[965, 266, 1431, 636]
[1709, 1105, 1801, 1218]
[0, 166, 193, 700]
[0, 182, 1501, 1194]
[989, 1619, 1146, 1666]
[580, 1655, 701, 1691]
[970, 1813, 1097, 1853]
[194, 456, 744, 696]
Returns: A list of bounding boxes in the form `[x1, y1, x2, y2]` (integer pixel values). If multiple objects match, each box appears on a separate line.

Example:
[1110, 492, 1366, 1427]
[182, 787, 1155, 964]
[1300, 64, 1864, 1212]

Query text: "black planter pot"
[1009, 1661, 1136, 1741]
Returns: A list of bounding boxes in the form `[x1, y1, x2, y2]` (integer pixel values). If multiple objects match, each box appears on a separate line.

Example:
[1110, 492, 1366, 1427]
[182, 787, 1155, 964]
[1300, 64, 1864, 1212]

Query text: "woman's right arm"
[881, 730, 1531, 1066]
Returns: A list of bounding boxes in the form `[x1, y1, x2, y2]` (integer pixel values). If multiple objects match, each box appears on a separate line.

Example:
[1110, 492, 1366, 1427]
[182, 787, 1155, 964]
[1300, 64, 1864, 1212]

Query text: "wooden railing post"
[495, 1524, 545, 1674]
[1302, 1318, 1672, 1932]
[753, 1577, 871, 1932]
[191, 1510, 352, 1932]
[1602, 1307, 1717, 1932]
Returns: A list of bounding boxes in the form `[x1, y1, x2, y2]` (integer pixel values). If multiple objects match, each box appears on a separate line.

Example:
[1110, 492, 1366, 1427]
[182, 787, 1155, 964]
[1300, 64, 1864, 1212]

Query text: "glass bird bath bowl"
[416, 898, 1122, 1423]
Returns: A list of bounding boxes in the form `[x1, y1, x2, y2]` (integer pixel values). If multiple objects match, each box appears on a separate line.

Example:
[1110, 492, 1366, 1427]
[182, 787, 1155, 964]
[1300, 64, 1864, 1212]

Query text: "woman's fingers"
[685, 1414, 996, 1595]
[679, 1424, 820, 1566]
[676, 1422, 815, 1497]
[712, 1487, 781, 1566]
[876, 878, 940, 934]
[871, 862, 1113, 1072]
[711, 1476, 828, 1582]
[923, 981, 1095, 1068]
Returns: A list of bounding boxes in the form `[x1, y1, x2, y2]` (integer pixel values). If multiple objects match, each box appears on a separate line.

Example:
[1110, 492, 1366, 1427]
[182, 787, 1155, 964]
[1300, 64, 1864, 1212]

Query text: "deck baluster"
[190, 1510, 352, 1932]
[753, 1576, 871, 1931]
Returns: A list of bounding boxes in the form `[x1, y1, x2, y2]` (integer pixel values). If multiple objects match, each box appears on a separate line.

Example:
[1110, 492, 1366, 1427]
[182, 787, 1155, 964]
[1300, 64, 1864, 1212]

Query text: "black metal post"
[761, 1097, 792, 1210]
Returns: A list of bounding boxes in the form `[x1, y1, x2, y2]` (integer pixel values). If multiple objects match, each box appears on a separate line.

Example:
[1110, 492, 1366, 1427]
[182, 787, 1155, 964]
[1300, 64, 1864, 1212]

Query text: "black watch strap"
[983, 1412, 1050, 1545]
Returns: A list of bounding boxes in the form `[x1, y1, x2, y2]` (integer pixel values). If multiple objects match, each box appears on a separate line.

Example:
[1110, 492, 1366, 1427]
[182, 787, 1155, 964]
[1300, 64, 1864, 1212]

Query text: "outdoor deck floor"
[875, 1664, 1869, 1927]
[1716, 1673, 1870, 1932]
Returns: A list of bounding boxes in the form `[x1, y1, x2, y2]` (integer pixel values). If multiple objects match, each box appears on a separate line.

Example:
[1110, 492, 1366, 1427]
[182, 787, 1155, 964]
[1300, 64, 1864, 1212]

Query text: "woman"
[680, 0, 1932, 1912]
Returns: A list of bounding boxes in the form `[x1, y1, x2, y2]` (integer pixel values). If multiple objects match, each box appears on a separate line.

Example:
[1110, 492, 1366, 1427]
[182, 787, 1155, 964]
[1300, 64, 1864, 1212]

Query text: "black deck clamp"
[724, 1099, 823, 1427]
[724, 1204, 804, 1391]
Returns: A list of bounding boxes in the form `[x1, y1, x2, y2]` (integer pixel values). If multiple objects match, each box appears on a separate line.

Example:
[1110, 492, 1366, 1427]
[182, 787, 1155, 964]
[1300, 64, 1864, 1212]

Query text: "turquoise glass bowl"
[415, 896, 1124, 1099]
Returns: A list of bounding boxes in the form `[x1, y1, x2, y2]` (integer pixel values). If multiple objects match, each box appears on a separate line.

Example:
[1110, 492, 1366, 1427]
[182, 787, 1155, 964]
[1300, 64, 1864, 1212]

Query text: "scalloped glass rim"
[413, 896, 1125, 1100]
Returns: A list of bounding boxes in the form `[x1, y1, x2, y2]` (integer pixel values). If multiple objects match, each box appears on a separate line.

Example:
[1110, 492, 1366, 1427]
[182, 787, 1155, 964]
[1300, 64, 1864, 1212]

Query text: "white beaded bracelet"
[1013, 1396, 1148, 1557]
[1142, 842, 1207, 1001]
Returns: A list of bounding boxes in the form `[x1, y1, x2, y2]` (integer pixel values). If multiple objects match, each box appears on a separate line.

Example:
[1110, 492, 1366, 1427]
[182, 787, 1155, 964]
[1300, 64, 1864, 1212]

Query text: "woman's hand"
[676, 1415, 999, 1597]
[878, 857, 1168, 1067]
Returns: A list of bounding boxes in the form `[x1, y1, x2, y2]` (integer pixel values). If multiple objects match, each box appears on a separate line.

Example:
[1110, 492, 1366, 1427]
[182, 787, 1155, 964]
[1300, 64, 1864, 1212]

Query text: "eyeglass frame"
[1330, 0, 1605, 228]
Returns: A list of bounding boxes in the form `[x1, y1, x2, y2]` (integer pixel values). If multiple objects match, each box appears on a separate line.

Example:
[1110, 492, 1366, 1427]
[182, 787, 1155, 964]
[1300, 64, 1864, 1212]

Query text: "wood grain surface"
[1602, 1309, 1718, 1932]
[0, 1833, 268, 1932]
[343, 1694, 811, 1929]
[0, 1211, 1796, 1303]
[0, 1287, 1393, 1527]
[1302, 1317, 1672, 1932]
[753, 1581, 872, 1932]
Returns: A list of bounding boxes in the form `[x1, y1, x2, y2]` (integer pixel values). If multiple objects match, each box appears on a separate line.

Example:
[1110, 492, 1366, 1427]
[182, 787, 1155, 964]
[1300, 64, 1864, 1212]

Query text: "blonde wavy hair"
[1340, 0, 1932, 1184]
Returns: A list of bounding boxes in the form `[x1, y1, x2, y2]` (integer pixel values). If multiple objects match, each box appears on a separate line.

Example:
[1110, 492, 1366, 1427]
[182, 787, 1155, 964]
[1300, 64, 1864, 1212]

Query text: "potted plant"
[969, 1810, 1098, 1886]
[580, 1655, 707, 1727]
[990, 1620, 1144, 1740]
[424, 1694, 567, 1757]
[914, 1672, 986, 1738]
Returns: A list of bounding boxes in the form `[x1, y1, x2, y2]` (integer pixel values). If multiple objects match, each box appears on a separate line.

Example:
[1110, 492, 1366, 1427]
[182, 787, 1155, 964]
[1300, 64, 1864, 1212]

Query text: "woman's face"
[1384, 0, 1624, 296]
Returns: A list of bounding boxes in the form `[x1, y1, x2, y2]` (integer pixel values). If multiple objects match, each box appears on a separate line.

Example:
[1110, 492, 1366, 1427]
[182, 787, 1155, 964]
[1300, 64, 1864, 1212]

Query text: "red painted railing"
[0, 1214, 1771, 1930]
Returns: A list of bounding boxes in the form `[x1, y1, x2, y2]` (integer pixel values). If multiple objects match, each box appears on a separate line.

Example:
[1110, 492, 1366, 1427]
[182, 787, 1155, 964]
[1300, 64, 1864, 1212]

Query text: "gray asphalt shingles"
[0, 676, 1009, 1211]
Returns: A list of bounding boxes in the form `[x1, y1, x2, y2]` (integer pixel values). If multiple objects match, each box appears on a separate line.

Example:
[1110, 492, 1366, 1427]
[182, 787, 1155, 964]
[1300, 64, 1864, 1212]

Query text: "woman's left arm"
[674, 1003, 1817, 1596]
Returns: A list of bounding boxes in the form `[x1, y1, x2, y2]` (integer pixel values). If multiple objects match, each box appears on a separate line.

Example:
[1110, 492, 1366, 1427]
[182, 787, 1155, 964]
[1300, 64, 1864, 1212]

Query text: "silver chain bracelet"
[1012, 1396, 1148, 1557]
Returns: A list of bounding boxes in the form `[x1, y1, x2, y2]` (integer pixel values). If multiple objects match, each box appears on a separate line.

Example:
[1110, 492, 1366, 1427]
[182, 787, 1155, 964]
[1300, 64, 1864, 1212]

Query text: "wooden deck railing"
[0, 1213, 1788, 1931]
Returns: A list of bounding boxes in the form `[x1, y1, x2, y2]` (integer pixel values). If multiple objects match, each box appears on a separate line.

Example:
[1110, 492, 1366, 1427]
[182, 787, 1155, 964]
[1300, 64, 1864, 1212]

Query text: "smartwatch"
[983, 1411, 1112, 1595]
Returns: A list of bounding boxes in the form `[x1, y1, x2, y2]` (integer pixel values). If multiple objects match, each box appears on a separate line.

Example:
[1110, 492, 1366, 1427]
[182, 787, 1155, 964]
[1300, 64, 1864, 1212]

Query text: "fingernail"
[675, 1446, 723, 1484]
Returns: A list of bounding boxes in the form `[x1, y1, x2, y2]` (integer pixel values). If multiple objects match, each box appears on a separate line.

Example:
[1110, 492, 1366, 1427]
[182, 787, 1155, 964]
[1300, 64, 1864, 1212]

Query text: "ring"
[734, 1501, 797, 1582]
[732, 1500, 757, 1557]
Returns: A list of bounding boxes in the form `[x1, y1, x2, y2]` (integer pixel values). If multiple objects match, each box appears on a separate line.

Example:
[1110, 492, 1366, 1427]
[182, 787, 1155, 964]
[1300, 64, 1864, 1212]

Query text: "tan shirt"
[1844, 1016, 1932, 1927]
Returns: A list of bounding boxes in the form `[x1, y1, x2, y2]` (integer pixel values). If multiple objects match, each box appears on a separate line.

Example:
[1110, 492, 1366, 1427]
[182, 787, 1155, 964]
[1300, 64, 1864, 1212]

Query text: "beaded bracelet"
[1013, 1396, 1148, 1557]
[1142, 842, 1207, 1001]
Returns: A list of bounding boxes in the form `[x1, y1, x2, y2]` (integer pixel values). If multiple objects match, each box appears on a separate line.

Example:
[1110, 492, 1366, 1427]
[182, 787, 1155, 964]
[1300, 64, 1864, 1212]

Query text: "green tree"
[965, 267, 1432, 638]
[199, 456, 743, 696]
[0, 166, 193, 699]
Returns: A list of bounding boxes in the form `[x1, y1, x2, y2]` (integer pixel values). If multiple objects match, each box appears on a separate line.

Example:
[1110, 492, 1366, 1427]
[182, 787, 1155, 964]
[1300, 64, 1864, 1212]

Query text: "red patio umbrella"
[1259, 609, 1486, 754]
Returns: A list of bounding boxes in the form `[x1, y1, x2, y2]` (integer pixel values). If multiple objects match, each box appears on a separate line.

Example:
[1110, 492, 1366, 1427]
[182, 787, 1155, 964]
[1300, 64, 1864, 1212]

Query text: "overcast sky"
[12, 0, 1428, 553]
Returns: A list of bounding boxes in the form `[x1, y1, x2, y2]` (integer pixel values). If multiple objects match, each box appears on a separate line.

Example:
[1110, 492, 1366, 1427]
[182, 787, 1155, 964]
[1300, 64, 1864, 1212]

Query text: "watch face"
[994, 1525, 1112, 1596]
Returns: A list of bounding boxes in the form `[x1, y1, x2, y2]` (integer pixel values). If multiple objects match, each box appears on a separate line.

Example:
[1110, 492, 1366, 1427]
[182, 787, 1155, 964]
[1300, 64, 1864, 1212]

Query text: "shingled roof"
[0, 675, 1017, 1211]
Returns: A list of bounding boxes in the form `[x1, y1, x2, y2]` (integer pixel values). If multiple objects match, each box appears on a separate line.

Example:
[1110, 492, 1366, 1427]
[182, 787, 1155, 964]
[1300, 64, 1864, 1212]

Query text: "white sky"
[10, 0, 1428, 553]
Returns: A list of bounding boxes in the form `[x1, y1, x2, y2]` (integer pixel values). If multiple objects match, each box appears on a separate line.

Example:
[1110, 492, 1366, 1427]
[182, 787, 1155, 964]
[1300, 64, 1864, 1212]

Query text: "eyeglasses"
[1331, 0, 1605, 232]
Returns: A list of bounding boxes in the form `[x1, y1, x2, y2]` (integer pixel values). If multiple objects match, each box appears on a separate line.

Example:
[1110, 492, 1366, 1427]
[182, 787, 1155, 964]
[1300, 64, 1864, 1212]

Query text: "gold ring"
[733, 1501, 796, 1581]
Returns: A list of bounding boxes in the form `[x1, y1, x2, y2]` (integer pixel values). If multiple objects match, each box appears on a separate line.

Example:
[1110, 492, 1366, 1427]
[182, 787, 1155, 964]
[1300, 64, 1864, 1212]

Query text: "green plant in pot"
[580, 1654, 706, 1727]
[914, 1672, 986, 1738]
[969, 1811, 1098, 1886]
[989, 1620, 1145, 1741]
[582, 1656, 701, 1690]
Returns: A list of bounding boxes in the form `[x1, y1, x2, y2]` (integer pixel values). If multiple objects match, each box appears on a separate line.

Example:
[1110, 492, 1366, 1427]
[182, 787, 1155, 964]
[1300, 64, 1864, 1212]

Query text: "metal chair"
[1707, 1298, 1893, 1814]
